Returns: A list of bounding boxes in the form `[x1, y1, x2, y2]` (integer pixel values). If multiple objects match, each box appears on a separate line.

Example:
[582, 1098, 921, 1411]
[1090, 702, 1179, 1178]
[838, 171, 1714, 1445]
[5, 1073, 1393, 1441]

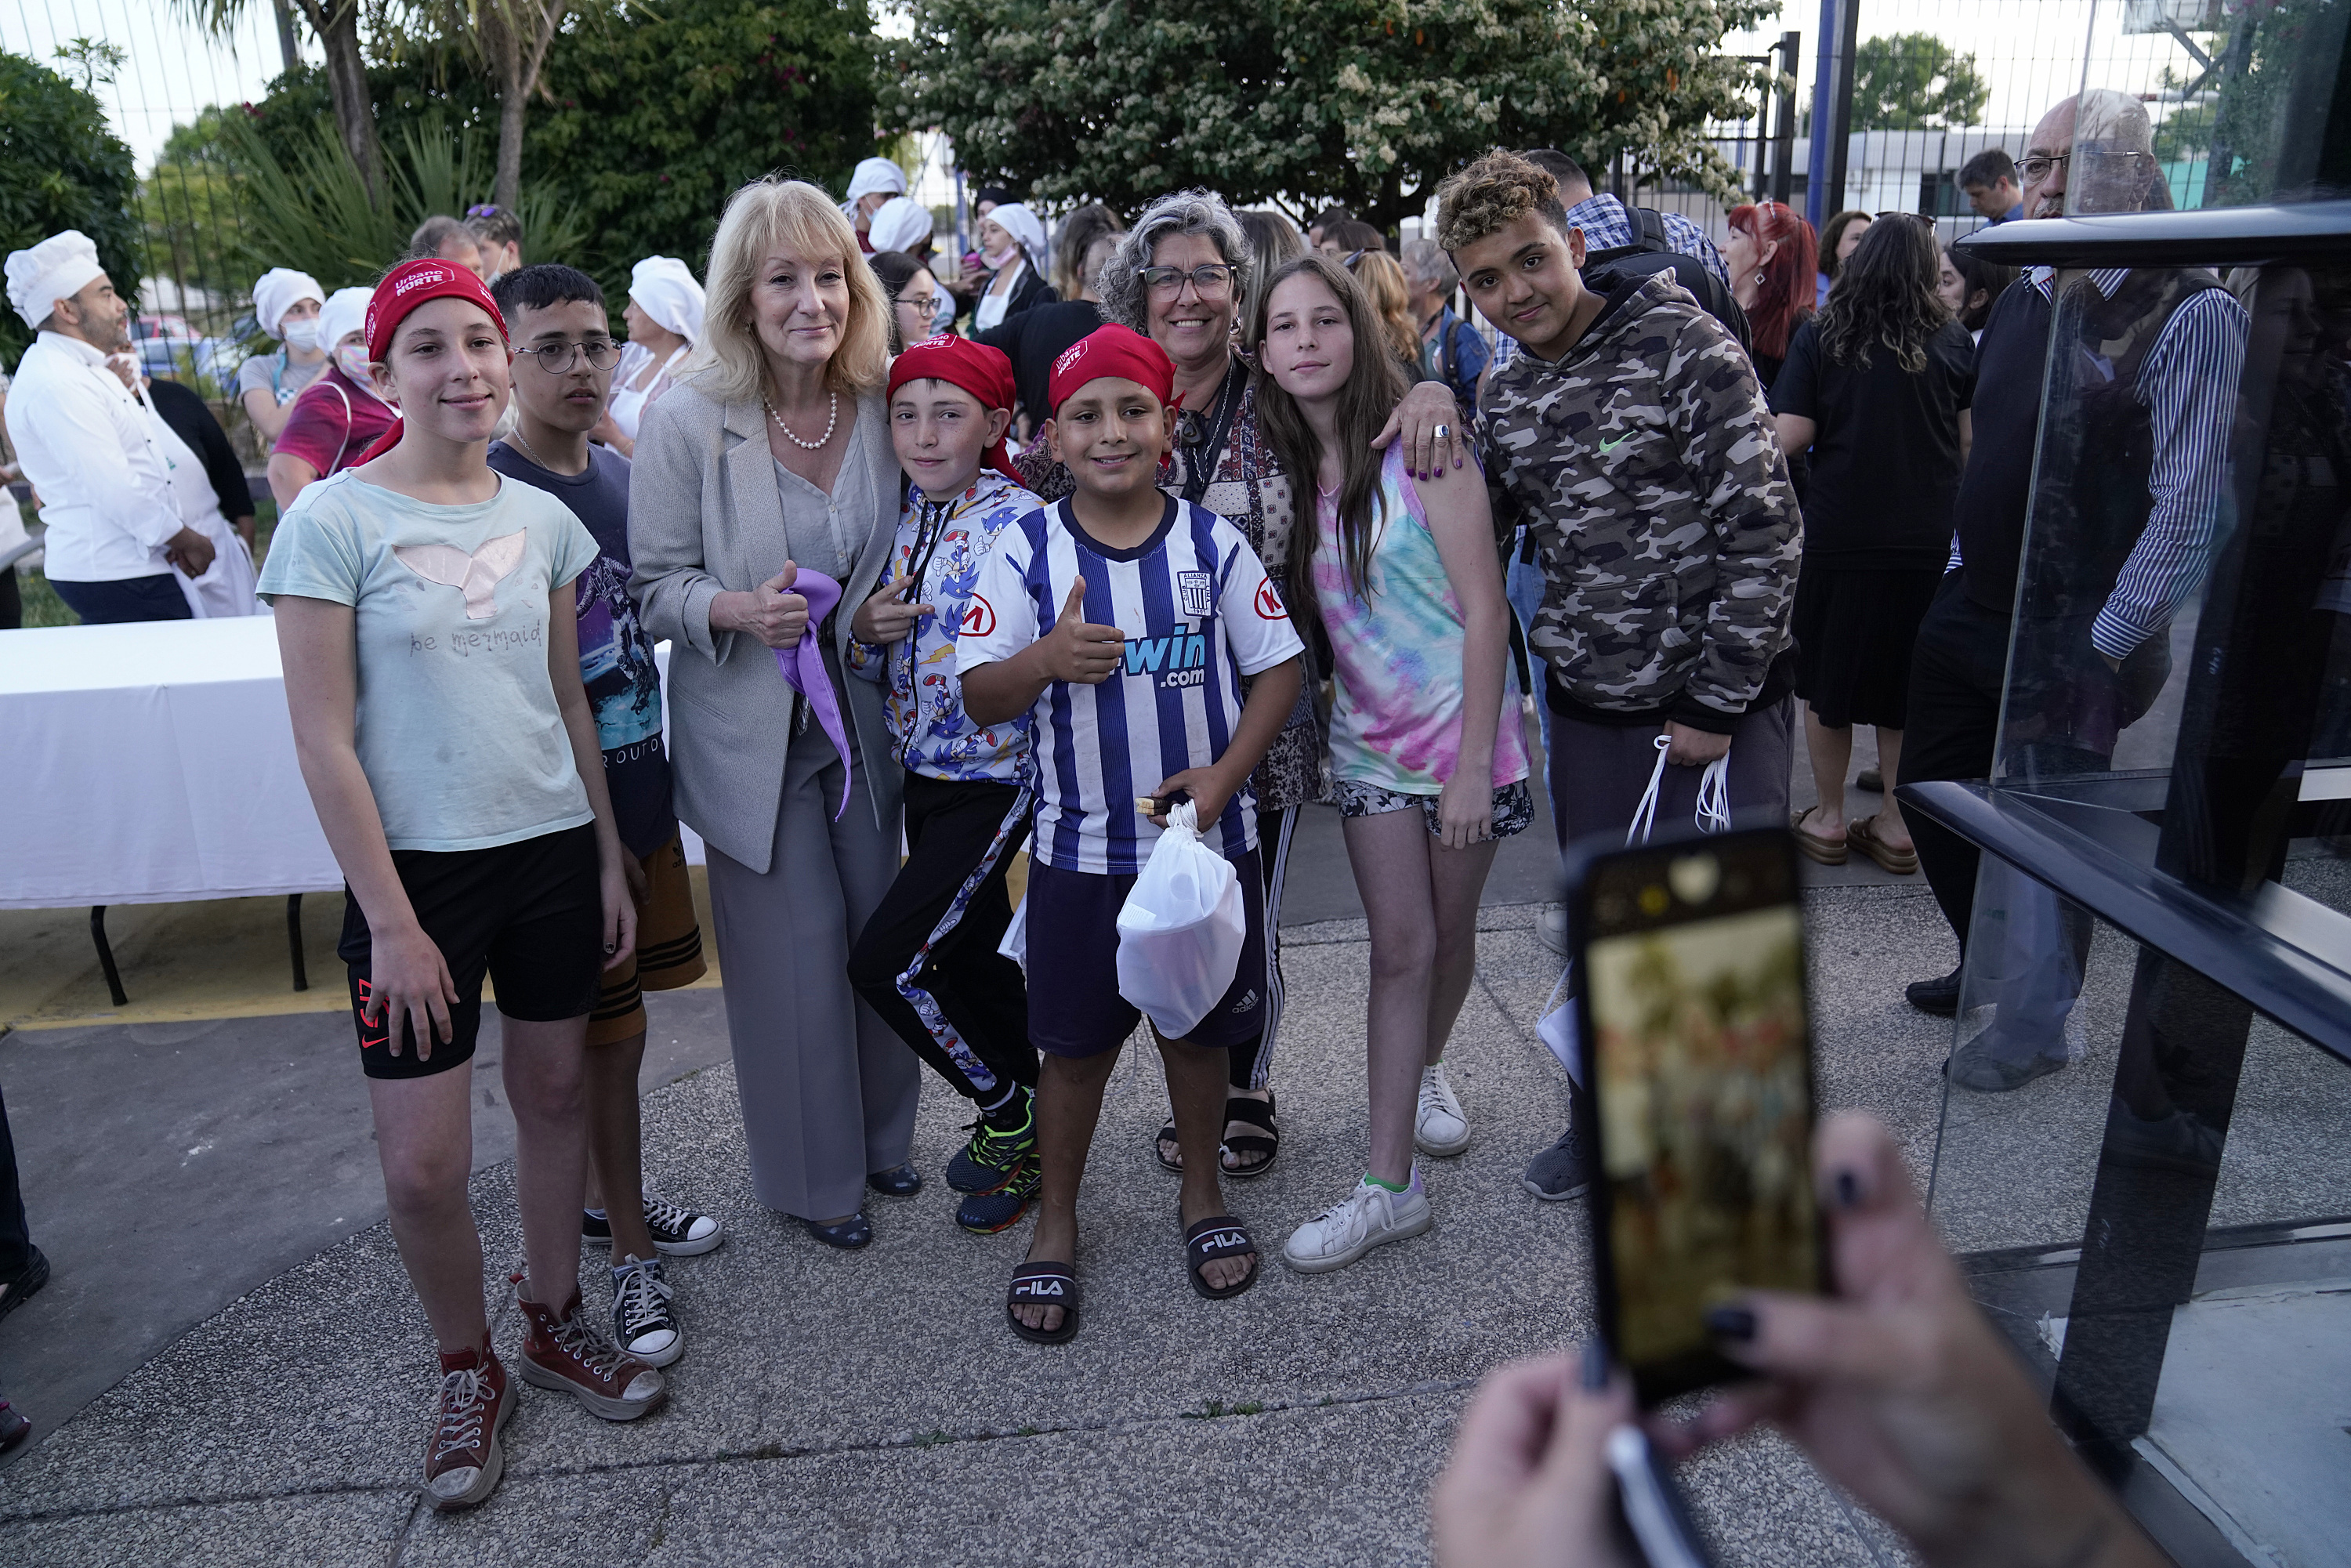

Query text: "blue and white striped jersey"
[957, 494, 1305, 875]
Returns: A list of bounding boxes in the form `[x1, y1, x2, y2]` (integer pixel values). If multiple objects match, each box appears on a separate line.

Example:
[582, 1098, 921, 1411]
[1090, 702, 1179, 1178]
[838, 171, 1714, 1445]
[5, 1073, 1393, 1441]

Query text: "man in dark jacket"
[1898, 89, 2245, 1092]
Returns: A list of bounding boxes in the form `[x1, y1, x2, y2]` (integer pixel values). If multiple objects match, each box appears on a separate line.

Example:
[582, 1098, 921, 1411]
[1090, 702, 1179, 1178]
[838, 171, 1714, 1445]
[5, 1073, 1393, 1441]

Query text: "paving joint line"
[0, 1378, 1480, 1526]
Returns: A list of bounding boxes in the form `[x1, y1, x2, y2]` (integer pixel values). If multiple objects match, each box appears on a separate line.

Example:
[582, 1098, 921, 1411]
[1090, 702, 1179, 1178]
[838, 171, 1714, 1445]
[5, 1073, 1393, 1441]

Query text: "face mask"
[283, 320, 321, 350]
[982, 242, 1016, 270]
[336, 345, 372, 382]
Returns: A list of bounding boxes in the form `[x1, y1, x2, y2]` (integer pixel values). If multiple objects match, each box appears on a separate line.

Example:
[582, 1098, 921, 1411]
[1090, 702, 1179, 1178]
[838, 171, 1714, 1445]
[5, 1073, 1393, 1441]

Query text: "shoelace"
[642, 1197, 701, 1238]
[1418, 1070, 1457, 1121]
[549, 1305, 630, 1378]
[1310, 1185, 1382, 1245]
[614, 1262, 675, 1338]
[433, 1367, 491, 1459]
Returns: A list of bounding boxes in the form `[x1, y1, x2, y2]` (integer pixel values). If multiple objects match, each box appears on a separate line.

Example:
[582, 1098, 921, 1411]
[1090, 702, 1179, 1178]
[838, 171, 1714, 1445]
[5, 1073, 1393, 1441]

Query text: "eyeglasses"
[1342, 249, 1367, 272]
[516, 338, 622, 373]
[465, 203, 503, 219]
[1138, 264, 1235, 297]
[896, 294, 940, 316]
[2016, 150, 2150, 183]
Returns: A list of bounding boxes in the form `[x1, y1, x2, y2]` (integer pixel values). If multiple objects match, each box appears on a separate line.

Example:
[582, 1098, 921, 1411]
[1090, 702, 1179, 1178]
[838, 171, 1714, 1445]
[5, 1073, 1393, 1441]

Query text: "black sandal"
[1154, 1118, 1183, 1174]
[1005, 1260, 1081, 1344]
[1219, 1092, 1279, 1178]
[1183, 1215, 1260, 1301]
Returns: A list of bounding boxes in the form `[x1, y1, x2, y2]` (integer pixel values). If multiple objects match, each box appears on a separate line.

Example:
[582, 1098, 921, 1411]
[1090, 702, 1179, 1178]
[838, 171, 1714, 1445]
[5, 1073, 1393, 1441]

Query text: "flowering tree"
[879, 0, 1776, 228]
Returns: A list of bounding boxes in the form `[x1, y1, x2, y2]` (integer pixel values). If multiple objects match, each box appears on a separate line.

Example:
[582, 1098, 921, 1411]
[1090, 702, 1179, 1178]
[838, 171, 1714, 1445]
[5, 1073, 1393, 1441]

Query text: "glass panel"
[2087, 0, 2351, 210]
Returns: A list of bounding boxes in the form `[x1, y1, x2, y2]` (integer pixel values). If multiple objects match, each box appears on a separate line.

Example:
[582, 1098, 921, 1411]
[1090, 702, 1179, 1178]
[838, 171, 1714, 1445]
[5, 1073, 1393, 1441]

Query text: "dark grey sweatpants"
[1545, 697, 1795, 861]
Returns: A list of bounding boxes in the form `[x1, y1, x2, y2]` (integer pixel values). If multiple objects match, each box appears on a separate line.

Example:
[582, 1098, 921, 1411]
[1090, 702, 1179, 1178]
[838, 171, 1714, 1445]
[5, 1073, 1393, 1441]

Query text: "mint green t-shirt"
[257, 468, 603, 852]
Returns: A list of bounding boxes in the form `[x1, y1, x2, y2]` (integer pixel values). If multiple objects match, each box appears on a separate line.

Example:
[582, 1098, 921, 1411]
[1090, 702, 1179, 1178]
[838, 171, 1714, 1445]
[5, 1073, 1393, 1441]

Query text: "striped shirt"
[956, 495, 1303, 875]
[1947, 266, 2247, 658]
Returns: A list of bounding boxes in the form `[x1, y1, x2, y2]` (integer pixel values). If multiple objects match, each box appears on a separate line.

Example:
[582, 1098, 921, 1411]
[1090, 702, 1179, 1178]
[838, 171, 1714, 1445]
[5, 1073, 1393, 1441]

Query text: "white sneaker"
[1415, 1064, 1471, 1157]
[1536, 903, 1570, 956]
[1281, 1176, 1433, 1273]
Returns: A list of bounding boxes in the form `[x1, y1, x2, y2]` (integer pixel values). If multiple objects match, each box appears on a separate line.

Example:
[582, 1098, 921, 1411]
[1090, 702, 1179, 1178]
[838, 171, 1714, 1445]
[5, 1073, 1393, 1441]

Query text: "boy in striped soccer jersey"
[960, 325, 1305, 1343]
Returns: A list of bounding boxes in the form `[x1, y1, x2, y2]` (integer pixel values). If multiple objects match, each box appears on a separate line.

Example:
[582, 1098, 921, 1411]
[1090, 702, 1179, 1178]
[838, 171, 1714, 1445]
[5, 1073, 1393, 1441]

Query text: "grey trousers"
[704, 721, 918, 1220]
[1545, 697, 1794, 856]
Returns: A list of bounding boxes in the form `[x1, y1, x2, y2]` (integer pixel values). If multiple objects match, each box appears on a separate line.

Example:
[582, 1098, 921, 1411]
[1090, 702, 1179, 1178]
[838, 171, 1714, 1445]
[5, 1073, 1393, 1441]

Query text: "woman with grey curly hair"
[1020, 187, 1471, 1181]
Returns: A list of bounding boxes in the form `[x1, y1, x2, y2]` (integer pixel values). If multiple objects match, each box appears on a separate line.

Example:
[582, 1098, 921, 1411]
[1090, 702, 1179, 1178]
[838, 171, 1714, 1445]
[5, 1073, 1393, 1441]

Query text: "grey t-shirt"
[236, 349, 326, 407]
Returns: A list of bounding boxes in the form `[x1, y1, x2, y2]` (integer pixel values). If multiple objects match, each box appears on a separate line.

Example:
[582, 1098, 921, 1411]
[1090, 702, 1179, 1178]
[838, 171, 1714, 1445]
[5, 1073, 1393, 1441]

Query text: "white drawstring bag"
[998, 889, 1029, 969]
[1538, 733, 1733, 1084]
[1114, 801, 1246, 1038]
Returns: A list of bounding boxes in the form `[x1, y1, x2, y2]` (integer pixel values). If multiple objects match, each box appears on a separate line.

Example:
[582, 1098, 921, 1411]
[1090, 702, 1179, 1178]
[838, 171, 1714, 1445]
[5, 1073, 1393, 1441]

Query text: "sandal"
[1005, 1260, 1080, 1344]
[1154, 1119, 1183, 1174]
[1791, 806, 1849, 865]
[1846, 813, 1919, 875]
[1183, 1215, 1261, 1301]
[1219, 1092, 1280, 1178]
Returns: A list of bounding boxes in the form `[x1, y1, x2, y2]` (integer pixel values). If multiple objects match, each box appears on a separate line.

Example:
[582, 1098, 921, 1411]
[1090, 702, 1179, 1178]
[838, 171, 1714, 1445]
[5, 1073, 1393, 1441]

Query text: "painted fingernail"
[1580, 1336, 1610, 1390]
[1705, 1305, 1756, 1342]
[604, 943, 617, 954]
[1834, 1168, 1864, 1209]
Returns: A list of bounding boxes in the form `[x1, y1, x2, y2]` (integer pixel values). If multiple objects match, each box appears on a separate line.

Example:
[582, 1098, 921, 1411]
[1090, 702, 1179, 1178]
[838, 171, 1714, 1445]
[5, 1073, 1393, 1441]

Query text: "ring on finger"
[1433, 422, 1451, 440]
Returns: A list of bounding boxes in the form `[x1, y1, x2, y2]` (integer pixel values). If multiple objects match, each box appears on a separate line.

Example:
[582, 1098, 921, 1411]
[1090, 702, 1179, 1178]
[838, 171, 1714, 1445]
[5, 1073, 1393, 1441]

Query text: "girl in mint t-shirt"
[256, 260, 662, 1513]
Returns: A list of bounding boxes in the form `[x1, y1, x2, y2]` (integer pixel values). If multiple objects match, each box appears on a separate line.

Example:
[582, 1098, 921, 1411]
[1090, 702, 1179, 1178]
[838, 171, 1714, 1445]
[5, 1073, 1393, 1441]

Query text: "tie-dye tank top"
[1311, 444, 1531, 794]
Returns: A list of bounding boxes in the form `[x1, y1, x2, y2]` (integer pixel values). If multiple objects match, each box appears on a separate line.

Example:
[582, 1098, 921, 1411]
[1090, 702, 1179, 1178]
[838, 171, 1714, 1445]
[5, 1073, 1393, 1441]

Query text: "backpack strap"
[1634, 206, 1668, 252]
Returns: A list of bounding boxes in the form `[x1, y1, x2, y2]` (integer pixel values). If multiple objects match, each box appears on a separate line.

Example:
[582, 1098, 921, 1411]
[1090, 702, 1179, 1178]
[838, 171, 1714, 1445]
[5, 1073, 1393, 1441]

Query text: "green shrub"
[0, 49, 143, 368]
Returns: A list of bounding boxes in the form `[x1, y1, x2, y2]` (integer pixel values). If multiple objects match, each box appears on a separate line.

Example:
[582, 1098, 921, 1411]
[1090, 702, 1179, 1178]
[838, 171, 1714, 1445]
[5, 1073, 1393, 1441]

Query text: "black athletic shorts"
[339, 823, 604, 1081]
[1023, 847, 1267, 1058]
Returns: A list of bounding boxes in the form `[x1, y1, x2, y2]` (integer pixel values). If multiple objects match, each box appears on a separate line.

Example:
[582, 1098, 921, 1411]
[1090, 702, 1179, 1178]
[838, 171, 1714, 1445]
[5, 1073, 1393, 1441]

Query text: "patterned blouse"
[1012, 374, 1325, 813]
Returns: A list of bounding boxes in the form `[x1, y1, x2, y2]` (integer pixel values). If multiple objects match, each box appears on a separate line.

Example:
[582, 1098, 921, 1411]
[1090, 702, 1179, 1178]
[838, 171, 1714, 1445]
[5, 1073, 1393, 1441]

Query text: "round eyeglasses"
[516, 339, 623, 374]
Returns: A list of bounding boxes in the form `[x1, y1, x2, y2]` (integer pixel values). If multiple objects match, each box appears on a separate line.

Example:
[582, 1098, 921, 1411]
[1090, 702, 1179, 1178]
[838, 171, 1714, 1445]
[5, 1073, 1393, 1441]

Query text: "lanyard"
[1176, 358, 1245, 506]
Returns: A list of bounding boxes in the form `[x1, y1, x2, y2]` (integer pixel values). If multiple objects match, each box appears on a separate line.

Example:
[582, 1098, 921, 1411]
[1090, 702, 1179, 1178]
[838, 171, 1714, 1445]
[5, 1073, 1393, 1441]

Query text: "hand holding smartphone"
[1570, 827, 1827, 1407]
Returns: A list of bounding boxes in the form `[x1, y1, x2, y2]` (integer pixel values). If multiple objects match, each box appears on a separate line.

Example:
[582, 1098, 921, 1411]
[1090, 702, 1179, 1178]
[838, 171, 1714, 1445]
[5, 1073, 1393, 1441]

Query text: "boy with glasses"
[487, 264, 723, 1370]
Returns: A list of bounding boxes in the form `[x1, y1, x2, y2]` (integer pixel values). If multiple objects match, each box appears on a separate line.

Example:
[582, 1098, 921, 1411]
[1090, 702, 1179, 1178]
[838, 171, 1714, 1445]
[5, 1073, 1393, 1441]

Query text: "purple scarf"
[770, 568, 853, 820]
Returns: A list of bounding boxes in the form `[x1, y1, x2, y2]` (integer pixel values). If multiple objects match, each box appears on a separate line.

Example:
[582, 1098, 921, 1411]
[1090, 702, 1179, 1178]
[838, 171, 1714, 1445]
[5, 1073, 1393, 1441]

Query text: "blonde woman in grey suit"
[629, 177, 918, 1248]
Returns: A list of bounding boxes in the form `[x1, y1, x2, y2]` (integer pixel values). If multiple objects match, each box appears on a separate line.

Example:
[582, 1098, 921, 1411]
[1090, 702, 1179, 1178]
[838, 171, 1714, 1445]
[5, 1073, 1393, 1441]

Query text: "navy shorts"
[338, 824, 604, 1080]
[1024, 847, 1268, 1058]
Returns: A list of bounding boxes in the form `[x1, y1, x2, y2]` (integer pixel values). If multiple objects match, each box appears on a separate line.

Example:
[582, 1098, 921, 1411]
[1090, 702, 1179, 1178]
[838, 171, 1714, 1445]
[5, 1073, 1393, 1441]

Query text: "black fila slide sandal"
[1005, 1260, 1081, 1344]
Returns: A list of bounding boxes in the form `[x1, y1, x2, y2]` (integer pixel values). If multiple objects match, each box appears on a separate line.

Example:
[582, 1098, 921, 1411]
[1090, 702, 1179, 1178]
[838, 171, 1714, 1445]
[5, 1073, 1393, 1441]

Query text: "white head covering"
[252, 267, 326, 339]
[985, 202, 1049, 274]
[5, 230, 106, 330]
[866, 197, 933, 256]
[317, 286, 373, 356]
[627, 255, 705, 342]
[845, 158, 908, 205]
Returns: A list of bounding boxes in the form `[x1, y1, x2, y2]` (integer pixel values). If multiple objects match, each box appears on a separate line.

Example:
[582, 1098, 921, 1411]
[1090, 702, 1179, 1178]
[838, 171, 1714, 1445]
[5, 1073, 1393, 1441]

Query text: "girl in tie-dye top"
[1249, 255, 1531, 1277]
[843, 337, 1049, 1235]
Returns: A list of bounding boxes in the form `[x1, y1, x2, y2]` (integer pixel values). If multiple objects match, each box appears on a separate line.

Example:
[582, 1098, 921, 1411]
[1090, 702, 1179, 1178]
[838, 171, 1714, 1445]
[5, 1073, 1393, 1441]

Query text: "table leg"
[286, 894, 310, 992]
[89, 906, 129, 1007]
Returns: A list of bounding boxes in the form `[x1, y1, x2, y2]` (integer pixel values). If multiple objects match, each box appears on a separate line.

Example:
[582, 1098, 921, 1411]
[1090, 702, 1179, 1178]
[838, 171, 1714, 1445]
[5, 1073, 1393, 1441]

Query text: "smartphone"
[1570, 826, 1827, 1406]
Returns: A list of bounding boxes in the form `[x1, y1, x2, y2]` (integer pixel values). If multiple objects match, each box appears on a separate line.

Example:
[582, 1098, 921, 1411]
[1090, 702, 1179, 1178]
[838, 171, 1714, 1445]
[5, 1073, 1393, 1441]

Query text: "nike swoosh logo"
[1597, 433, 1631, 454]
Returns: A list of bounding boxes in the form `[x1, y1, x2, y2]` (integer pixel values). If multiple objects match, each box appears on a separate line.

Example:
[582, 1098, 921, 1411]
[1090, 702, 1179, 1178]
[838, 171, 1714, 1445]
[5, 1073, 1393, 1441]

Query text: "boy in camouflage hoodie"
[1437, 150, 1801, 1199]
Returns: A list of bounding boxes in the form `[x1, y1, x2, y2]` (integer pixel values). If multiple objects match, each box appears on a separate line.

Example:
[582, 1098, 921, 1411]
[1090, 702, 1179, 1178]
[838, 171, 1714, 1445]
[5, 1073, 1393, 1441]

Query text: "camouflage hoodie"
[1483, 270, 1799, 730]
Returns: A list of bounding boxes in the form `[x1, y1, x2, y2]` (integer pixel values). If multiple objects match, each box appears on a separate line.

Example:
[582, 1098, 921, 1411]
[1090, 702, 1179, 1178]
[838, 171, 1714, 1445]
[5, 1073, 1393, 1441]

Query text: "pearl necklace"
[764, 389, 839, 451]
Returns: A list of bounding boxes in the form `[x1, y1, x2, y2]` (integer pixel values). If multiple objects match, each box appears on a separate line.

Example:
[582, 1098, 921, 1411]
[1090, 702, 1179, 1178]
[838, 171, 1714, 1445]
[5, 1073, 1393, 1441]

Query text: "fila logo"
[1203, 1229, 1246, 1250]
[1253, 578, 1287, 620]
[1014, 1279, 1067, 1298]
[960, 595, 996, 637]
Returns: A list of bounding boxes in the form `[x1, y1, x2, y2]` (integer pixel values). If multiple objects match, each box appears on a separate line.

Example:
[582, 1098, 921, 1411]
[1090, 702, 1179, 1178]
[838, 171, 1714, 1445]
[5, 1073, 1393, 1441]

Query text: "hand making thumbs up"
[715, 559, 810, 649]
[1037, 575, 1125, 685]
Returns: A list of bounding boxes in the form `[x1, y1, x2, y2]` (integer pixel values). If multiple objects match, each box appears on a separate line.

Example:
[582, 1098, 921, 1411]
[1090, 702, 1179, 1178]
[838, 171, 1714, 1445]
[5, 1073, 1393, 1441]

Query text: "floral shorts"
[1332, 777, 1534, 840]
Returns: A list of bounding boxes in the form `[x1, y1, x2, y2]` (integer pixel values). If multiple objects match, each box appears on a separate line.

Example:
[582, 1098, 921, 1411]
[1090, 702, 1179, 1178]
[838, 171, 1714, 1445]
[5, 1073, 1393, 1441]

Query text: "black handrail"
[1953, 200, 2351, 267]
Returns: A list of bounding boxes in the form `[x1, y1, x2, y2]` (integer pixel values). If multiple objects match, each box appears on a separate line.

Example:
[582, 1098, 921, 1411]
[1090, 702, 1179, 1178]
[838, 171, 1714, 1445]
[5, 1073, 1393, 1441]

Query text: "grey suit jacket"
[628, 379, 904, 873]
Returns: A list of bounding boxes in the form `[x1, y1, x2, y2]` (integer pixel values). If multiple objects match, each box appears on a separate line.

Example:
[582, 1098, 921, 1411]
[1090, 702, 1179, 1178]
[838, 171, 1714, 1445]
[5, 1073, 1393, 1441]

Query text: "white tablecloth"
[1, 618, 705, 911]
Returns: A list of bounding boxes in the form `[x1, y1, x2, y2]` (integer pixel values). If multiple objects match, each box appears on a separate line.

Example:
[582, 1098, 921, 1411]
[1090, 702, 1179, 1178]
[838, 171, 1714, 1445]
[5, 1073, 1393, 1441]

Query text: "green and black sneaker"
[955, 1153, 1041, 1234]
[946, 1085, 1035, 1194]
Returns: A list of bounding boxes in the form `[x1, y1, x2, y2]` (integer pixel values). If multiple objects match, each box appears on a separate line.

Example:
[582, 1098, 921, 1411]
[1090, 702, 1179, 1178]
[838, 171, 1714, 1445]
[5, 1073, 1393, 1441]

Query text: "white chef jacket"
[4, 331, 189, 582]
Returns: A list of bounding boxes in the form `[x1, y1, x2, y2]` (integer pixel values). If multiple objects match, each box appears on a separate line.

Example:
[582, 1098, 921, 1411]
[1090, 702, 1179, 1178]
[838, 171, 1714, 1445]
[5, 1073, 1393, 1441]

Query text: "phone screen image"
[1576, 831, 1823, 1403]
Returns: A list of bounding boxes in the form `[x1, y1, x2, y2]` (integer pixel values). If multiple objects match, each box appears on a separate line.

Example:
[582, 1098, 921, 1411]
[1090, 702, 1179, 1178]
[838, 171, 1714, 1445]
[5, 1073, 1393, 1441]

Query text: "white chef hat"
[317, 286, 374, 356]
[252, 267, 326, 338]
[628, 255, 705, 342]
[5, 230, 107, 331]
[986, 202, 1049, 273]
[866, 197, 934, 256]
[845, 158, 908, 205]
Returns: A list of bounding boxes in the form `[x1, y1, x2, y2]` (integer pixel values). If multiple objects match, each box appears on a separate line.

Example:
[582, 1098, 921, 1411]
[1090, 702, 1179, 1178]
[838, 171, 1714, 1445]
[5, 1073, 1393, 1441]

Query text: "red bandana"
[1045, 324, 1175, 416]
[353, 259, 512, 464]
[888, 335, 1020, 483]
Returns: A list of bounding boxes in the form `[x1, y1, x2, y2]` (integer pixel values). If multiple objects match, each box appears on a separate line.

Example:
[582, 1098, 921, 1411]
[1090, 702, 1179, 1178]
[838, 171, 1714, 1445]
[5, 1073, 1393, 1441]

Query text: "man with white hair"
[1898, 89, 2247, 1109]
[4, 230, 219, 623]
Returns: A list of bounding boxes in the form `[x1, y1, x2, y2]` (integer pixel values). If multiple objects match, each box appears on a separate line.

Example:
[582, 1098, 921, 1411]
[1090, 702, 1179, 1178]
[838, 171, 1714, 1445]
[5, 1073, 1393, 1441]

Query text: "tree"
[0, 49, 143, 367]
[396, 1, 600, 212]
[1849, 32, 1989, 131]
[177, 0, 388, 206]
[145, 107, 252, 303]
[878, 0, 1776, 230]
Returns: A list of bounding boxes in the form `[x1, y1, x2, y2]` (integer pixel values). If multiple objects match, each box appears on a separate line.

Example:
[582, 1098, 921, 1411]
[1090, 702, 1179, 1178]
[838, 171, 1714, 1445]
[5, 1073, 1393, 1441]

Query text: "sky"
[1, 0, 2215, 172]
